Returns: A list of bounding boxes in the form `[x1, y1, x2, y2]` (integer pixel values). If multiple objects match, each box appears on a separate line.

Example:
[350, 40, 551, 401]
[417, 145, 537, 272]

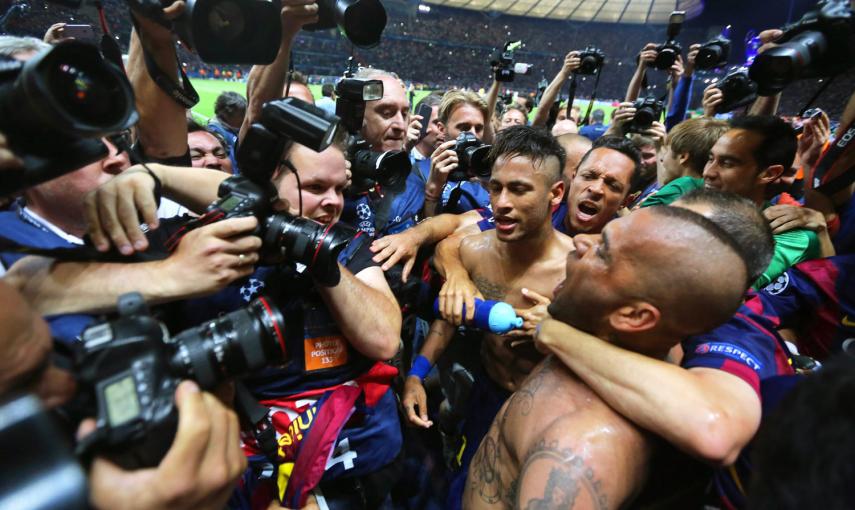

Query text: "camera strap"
[812, 119, 855, 197]
[579, 70, 602, 127]
[234, 381, 280, 467]
[128, 13, 200, 109]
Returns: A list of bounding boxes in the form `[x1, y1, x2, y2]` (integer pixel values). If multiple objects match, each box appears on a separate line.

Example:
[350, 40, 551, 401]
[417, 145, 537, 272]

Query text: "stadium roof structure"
[422, 0, 704, 24]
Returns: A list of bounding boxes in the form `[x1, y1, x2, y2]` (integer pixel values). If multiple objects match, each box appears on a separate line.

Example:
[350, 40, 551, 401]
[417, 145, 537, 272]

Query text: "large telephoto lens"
[169, 298, 287, 389]
[13, 41, 137, 138]
[750, 30, 828, 94]
[264, 214, 355, 285]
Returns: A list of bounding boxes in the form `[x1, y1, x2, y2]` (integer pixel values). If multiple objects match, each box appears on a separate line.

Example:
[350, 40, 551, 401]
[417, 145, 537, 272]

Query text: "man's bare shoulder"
[460, 229, 498, 255]
[504, 360, 653, 509]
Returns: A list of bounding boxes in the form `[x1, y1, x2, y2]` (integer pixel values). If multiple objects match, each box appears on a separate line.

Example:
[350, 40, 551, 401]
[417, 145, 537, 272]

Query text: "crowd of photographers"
[1, 0, 855, 509]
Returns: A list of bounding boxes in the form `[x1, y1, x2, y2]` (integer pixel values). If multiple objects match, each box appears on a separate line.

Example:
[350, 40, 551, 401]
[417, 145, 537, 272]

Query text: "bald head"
[675, 189, 774, 286]
[629, 206, 748, 337]
[551, 206, 749, 355]
[556, 133, 592, 185]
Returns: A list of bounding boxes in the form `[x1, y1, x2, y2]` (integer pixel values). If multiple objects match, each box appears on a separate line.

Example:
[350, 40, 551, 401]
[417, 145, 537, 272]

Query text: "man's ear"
[437, 121, 447, 137]
[608, 302, 661, 334]
[757, 164, 785, 185]
[677, 152, 691, 167]
[550, 180, 565, 207]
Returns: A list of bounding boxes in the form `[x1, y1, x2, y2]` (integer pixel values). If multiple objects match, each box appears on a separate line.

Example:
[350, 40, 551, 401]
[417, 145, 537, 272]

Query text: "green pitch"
[191, 78, 618, 123]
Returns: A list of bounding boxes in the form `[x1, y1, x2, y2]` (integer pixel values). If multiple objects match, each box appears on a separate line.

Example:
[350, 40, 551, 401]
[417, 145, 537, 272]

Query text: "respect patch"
[694, 342, 763, 371]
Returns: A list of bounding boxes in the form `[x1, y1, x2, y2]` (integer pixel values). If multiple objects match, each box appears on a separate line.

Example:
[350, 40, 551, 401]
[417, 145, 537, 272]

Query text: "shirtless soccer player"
[464, 206, 752, 509]
[401, 126, 575, 508]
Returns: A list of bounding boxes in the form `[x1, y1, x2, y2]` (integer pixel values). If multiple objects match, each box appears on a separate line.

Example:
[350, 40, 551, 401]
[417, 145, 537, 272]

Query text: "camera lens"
[264, 213, 355, 285]
[750, 30, 828, 94]
[696, 45, 722, 69]
[207, 0, 246, 41]
[465, 145, 492, 179]
[170, 298, 287, 389]
[48, 62, 112, 124]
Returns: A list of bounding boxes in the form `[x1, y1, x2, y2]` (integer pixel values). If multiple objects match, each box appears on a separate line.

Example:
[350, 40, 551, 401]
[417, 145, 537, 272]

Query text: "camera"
[749, 0, 855, 95]
[447, 132, 491, 182]
[185, 175, 355, 286]
[71, 292, 287, 468]
[334, 73, 411, 194]
[696, 26, 732, 70]
[577, 46, 605, 75]
[124, 0, 282, 64]
[305, 0, 388, 48]
[0, 41, 137, 197]
[625, 97, 665, 132]
[653, 11, 685, 70]
[710, 67, 759, 113]
[491, 40, 532, 83]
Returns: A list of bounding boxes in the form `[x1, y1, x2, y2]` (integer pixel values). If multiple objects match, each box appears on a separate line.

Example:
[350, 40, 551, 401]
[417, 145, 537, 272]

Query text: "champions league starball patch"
[240, 278, 266, 302]
[764, 273, 790, 295]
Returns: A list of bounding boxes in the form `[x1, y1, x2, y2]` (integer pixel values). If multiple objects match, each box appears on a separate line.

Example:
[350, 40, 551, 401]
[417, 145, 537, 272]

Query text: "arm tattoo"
[472, 274, 509, 301]
[516, 439, 608, 510]
[469, 434, 513, 505]
[505, 357, 552, 417]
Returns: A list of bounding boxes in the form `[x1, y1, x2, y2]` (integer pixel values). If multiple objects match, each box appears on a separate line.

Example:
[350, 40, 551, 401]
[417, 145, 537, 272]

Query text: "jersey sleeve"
[681, 306, 791, 395]
[752, 229, 820, 289]
[638, 177, 704, 208]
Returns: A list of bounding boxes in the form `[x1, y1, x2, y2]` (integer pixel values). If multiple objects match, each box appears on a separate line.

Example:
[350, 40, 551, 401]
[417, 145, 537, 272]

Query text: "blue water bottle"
[433, 298, 523, 334]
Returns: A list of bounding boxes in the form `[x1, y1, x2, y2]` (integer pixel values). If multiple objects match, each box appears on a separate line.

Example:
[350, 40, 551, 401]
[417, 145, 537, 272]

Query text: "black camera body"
[125, 0, 282, 64]
[0, 41, 137, 197]
[304, 0, 388, 48]
[711, 67, 759, 113]
[197, 176, 354, 286]
[696, 35, 731, 70]
[448, 132, 492, 182]
[654, 40, 683, 70]
[749, 0, 854, 95]
[653, 11, 686, 70]
[334, 74, 411, 194]
[625, 97, 665, 132]
[72, 293, 287, 469]
[577, 47, 605, 75]
[491, 40, 532, 83]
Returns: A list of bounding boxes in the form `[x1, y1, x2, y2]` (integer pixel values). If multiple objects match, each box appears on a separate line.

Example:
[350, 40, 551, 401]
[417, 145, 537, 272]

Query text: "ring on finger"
[238, 253, 247, 265]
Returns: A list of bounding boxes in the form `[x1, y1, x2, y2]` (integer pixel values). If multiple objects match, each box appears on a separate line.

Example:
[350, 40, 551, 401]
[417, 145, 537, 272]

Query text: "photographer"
[421, 90, 492, 217]
[81, 132, 403, 508]
[0, 280, 246, 510]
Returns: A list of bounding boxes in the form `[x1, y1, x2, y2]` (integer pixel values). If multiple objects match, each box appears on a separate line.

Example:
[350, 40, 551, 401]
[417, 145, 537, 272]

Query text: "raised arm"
[239, 0, 319, 143]
[625, 43, 657, 102]
[128, 3, 190, 161]
[531, 51, 580, 127]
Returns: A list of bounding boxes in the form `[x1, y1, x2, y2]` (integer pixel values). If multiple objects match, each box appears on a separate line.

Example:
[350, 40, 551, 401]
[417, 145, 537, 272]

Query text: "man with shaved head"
[464, 205, 753, 510]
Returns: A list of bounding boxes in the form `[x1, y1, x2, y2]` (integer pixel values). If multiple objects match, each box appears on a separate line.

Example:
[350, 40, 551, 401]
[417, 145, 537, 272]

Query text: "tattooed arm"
[514, 413, 649, 510]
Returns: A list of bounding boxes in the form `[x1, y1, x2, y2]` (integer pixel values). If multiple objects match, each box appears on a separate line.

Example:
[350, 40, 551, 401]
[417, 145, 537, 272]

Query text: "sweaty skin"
[464, 358, 651, 510]
[459, 230, 574, 392]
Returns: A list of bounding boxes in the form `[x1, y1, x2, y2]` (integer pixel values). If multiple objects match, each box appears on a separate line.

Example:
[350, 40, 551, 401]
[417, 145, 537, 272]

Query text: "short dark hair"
[321, 83, 334, 97]
[416, 92, 443, 110]
[729, 115, 797, 171]
[577, 135, 642, 179]
[488, 125, 565, 183]
[677, 189, 775, 286]
[187, 117, 228, 151]
[213, 91, 246, 120]
[750, 354, 855, 510]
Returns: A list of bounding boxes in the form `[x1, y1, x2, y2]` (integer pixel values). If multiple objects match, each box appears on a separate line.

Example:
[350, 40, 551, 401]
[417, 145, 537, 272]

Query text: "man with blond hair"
[423, 89, 493, 216]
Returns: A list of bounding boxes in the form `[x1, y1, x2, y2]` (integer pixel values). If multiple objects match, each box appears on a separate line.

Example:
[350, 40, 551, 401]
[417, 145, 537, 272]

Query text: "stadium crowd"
[1, 0, 855, 510]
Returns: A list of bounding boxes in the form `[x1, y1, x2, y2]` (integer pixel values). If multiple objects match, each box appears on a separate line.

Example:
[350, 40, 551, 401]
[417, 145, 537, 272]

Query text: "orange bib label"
[304, 336, 349, 371]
